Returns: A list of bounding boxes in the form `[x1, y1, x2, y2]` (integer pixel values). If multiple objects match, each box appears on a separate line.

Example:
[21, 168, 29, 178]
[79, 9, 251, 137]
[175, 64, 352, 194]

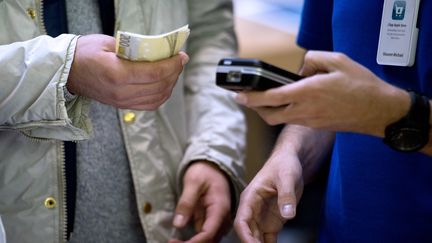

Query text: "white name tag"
[377, 0, 421, 66]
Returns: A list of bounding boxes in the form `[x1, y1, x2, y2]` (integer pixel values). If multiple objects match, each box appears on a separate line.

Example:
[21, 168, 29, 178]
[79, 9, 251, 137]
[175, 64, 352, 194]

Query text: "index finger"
[173, 178, 201, 228]
[117, 51, 189, 84]
[187, 204, 228, 243]
[235, 82, 299, 108]
[234, 205, 260, 243]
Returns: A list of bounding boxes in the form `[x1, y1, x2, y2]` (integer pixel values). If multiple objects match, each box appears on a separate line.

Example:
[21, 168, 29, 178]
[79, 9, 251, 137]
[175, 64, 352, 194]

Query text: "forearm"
[272, 125, 335, 183]
[0, 34, 92, 140]
[181, 0, 245, 203]
[0, 35, 76, 124]
[361, 84, 432, 156]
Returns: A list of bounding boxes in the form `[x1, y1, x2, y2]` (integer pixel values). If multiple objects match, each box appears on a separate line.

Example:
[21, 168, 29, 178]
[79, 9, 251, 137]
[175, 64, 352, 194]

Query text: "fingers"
[234, 174, 271, 243]
[276, 175, 298, 219]
[234, 203, 261, 243]
[69, 34, 189, 110]
[99, 34, 116, 52]
[186, 202, 230, 243]
[299, 50, 350, 76]
[235, 51, 350, 109]
[104, 70, 179, 110]
[235, 153, 304, 243]
[115, 92, 170, 110]
[172, 162, 232, 243]
[263, 233, 278, 243]
[235, 84, 295, 108]
[173, 179, 201, 229]
[253, 106, 292, 126]
[107, 52, 188, 109]
[122, 51, 189, 85]
[193, 206, 206, 233]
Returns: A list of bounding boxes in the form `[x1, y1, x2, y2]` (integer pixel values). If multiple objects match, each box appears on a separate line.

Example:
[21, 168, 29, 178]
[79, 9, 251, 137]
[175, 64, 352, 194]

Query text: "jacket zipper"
[58, 142, 68, 243]
[37, 0, 48, 34]
[37, 1, 67, 241]
[19, 129, 69, 242]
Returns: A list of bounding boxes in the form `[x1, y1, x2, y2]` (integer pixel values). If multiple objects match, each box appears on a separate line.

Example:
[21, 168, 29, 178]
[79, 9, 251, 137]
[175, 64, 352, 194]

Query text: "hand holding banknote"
[67, 27, 189, 110]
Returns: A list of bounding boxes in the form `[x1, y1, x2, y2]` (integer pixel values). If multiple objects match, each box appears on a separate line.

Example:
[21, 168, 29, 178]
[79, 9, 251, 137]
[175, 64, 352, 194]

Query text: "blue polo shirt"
[297, 0, 432, 242]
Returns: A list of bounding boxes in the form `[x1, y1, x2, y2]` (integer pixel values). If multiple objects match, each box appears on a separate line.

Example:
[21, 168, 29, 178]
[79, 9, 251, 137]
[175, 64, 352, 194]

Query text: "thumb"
[177, 51, 190, 66]
[173, 182, 201, 228]
[276, 175, 299, 219]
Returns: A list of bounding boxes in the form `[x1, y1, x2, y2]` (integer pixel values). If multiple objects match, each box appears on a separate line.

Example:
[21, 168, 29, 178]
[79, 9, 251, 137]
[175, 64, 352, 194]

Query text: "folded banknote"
[115, 25, 190, 62]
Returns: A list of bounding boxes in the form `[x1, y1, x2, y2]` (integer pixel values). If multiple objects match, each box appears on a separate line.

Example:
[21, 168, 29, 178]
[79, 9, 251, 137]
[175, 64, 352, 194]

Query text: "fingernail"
[181, 55, 189, 66]
[281, 204, 295, 218]
[235, 93, 247, 105]
[173, 214, 184, 227]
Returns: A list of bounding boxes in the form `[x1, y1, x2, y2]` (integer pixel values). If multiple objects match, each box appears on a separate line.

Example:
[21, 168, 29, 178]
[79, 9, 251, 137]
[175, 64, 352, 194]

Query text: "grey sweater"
[66, 1, 146, 242]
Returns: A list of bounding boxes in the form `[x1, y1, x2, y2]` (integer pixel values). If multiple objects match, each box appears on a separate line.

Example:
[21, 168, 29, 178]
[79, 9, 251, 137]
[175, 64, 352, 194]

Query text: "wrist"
[63, 84, 77, 102]
[374, 87, 411, 137]
[383, 90, 430, 152]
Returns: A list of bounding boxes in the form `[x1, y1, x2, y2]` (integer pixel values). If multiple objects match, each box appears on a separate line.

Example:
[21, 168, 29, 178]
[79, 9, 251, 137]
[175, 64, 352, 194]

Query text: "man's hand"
[169, 161, 232, 243]
[67, 34, 189, 110]
[235, 51, 410, 137]
[234, 152, 304, 243]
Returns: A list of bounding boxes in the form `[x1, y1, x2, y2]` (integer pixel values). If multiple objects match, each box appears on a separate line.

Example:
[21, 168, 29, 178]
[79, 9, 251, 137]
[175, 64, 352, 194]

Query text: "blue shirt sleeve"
[297, 0, 334, 51]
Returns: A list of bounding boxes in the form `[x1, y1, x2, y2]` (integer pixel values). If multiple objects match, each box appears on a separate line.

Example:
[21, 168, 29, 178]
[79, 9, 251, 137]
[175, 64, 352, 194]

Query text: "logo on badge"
[392, 1, 406, 20]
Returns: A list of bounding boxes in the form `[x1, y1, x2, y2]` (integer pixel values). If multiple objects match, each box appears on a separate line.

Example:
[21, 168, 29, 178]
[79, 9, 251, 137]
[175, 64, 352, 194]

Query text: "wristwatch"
[383, 91, 430, 152]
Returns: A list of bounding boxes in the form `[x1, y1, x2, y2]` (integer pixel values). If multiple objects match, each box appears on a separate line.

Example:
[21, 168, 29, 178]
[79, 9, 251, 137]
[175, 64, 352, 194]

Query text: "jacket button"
[123, 111, 136, 123]
[44, 197, 57, 209]
[142, 202, 152, 214]
[27, 8, 37, 19]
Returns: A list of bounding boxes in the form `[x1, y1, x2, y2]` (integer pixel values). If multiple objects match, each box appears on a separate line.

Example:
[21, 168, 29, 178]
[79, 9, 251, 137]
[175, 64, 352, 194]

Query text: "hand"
[67, 34, 189, 110]
[235, 51, 410, 137]
[169, 161, 232, 243]
[234, 152, 304, 243]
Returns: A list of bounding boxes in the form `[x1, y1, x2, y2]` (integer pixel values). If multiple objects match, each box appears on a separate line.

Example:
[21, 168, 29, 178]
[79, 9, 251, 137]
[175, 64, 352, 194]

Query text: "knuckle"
[153, 82, 170, 95]
[272, 93, 286, 105]
[106, 72, 124, 86]
[178, 200, 195, 212]
[304, 50, 315, 61]
[110, 91, 124, 104]
[147, 67, 163, 81]
[332, 52, 348, 63]
[167, 76, 179, 87]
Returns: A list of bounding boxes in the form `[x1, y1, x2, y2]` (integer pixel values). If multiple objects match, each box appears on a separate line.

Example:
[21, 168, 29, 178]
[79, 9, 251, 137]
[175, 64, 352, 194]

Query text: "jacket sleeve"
[0, 34, 92, 141]
[178, 0, 246, 210]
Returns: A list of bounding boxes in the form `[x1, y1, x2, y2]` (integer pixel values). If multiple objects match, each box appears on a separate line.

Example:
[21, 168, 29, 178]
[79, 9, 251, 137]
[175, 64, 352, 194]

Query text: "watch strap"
[383, 90, 430, 152]
[408, 91, 430, 131]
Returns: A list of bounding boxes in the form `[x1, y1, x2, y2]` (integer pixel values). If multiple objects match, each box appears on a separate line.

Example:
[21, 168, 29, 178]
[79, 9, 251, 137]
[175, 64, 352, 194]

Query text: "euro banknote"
[115, 25, 190, 62]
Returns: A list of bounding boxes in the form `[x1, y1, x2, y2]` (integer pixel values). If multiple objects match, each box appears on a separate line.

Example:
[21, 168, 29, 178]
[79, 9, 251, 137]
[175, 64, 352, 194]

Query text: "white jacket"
[0, 0, 246, 242]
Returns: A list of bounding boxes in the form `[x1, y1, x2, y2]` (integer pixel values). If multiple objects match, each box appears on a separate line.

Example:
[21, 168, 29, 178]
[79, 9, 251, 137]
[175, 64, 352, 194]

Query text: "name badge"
[377, 0, 421, 66]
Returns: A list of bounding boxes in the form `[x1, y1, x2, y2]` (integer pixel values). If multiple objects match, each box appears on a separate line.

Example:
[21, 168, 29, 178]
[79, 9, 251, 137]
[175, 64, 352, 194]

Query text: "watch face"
[388, 127, 427, 152]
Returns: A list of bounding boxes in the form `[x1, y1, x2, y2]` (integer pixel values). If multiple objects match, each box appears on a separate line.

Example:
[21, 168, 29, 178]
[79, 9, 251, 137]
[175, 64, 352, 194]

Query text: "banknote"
[115, 25, 190, 62]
